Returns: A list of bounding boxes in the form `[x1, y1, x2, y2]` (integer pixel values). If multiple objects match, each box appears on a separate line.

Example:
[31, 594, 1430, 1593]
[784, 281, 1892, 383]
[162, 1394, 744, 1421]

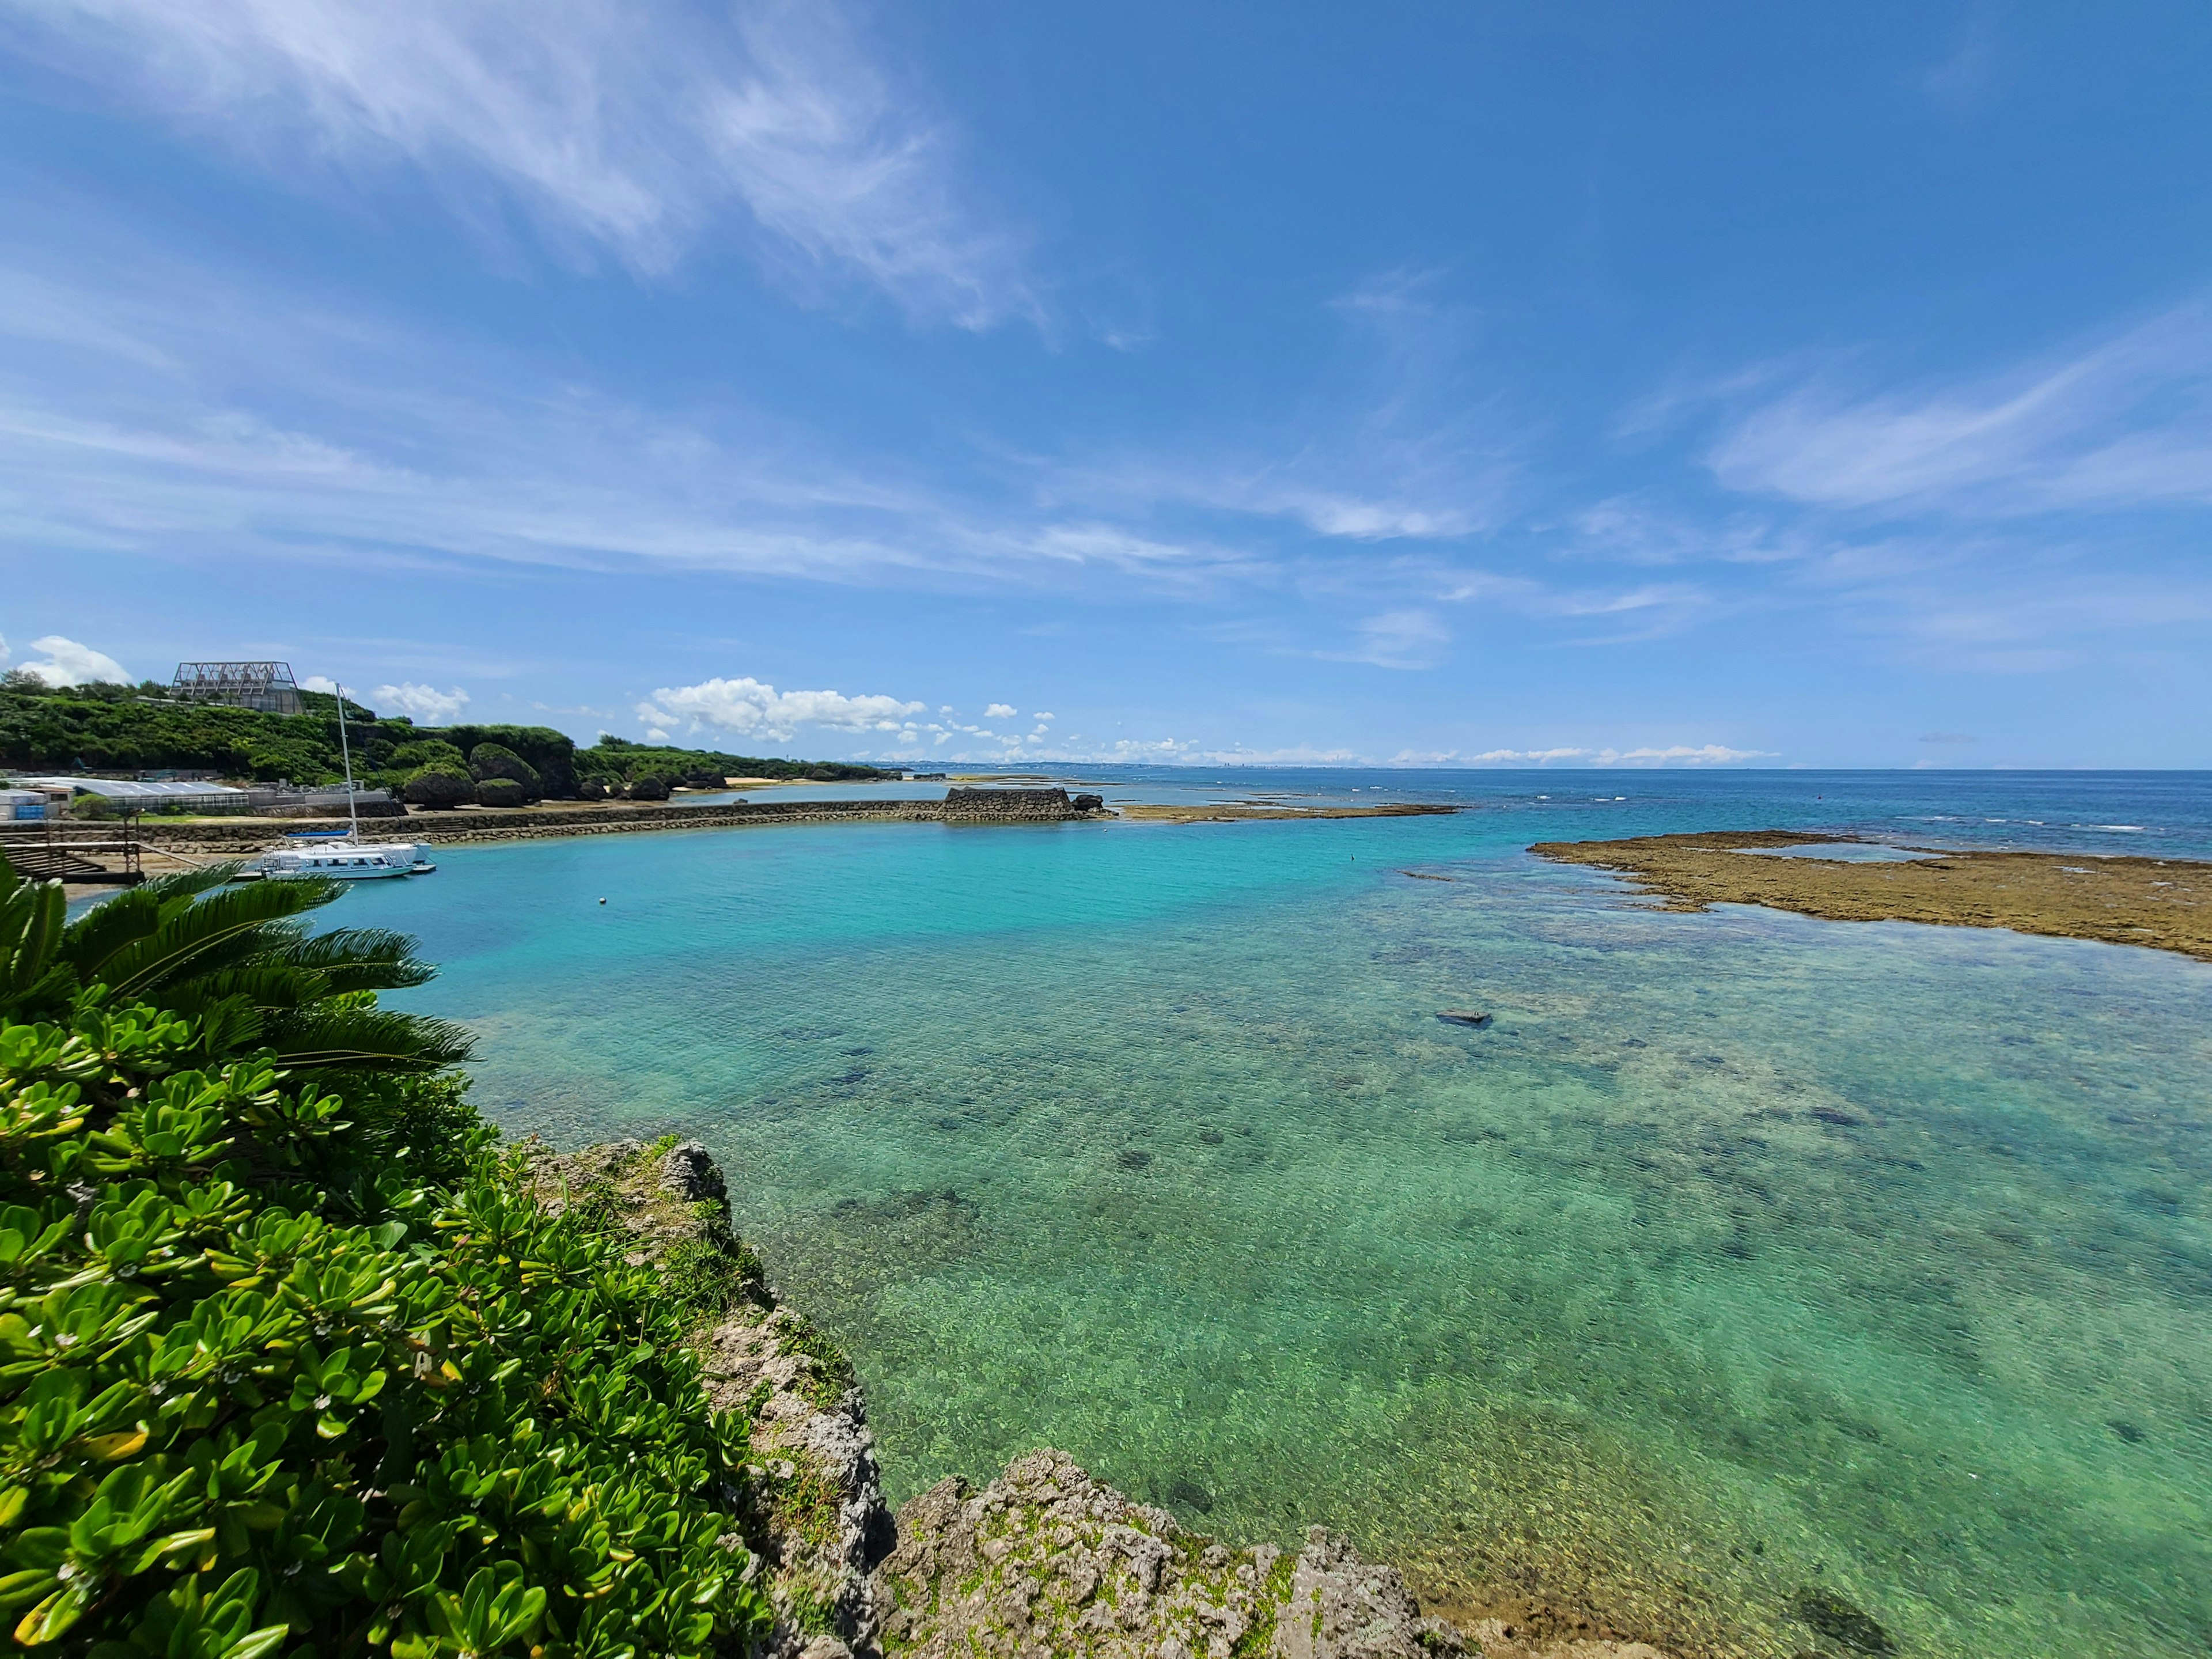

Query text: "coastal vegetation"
[0, 853, 778, 1658]
[570, 738, 885, 791]
[0, 681, 891, 798]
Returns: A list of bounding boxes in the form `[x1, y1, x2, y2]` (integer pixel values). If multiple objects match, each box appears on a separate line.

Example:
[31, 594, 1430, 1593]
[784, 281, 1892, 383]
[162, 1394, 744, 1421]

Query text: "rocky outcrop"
[872, 1449, 1461, 1659]
[536, 1141, 1503, 1659]
[527, 1137, 891, 1659]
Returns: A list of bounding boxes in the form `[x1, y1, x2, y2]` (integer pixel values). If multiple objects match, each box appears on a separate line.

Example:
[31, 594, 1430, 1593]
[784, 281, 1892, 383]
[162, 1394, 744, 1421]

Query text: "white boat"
[238, 678, 436, 881]
[244, 840, 434, 880]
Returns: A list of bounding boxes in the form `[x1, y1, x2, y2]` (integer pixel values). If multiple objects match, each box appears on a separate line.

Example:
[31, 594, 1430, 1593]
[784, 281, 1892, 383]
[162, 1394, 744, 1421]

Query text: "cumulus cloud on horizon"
[2, 634, 130, 687]
[640, 675, 926, 743]
[373, 682, 472, 724]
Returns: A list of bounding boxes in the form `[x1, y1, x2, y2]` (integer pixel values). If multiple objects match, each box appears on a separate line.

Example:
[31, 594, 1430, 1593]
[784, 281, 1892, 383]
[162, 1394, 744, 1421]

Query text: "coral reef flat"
[1532, 828, 2212, 961]
[378, 786, 2212, 1659]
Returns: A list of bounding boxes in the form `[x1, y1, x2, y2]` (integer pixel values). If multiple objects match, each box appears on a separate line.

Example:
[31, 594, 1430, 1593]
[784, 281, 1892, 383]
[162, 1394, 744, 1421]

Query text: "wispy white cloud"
[0, 249, 1262, 594]
[0, 0, 1032, 325]
[1044, 268, 1522, 546]
[1329, 609, 1449, 670]
[1704, 302, 2212, 514]
[1445, 744, 1770, 767]
[1911, 14, 2005, 120]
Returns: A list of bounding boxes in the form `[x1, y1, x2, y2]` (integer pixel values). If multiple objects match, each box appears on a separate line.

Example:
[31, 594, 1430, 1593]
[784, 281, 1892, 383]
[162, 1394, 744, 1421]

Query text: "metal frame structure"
[170, 661, 305, 717]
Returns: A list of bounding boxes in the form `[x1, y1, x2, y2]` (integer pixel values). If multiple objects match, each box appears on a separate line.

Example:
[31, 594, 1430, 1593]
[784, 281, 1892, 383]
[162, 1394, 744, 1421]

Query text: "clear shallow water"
[353, 772, 2212, 1657]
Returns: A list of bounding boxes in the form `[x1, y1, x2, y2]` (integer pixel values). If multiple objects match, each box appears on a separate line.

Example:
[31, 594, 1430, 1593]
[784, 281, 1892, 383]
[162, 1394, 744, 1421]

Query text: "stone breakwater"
[118, 788, 1109, 855]
[536, 1137, 1678, 1659]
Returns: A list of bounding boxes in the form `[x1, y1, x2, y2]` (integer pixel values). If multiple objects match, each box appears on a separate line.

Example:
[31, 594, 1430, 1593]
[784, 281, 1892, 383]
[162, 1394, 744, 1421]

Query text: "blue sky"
[2, 2, 2209, 767]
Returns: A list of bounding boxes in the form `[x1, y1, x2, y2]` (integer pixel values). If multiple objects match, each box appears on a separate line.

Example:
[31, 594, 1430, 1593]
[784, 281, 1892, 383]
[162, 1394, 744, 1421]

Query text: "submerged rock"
[1437, 1010, 1493, 1029]
[1791, 1587, 1895, 1656]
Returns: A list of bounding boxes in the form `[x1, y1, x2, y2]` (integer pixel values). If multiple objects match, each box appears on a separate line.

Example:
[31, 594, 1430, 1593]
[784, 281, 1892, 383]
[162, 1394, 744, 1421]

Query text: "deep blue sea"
[349, 770, 2211, 1657]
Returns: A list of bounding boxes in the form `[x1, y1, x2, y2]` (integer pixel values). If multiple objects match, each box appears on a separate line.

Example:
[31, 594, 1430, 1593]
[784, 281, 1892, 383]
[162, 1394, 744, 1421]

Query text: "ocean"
[358, 770, 2212, 1657]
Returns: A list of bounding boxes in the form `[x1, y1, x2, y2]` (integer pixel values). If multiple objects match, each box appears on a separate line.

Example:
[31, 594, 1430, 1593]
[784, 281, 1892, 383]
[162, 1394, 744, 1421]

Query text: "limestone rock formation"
[525, 1137, 890, 1659]
[872, 1449, 1461, 1659]
[532, 1139, 1558, 1659]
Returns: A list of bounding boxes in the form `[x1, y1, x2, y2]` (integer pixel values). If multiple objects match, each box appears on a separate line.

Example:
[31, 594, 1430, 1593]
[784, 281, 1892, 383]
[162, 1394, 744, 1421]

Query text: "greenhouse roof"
[5, 777, 244, 798]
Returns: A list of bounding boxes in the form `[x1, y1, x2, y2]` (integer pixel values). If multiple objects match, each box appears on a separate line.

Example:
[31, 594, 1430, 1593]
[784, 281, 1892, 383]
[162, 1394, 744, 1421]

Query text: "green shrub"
[472, 777, 527, 809]
[0, 854, 772, 1658]
[0, 1006, 771, 1659]
[465, 745, 539, 798]
[388, 741, 466, 772]
[402, 766, 472, 811]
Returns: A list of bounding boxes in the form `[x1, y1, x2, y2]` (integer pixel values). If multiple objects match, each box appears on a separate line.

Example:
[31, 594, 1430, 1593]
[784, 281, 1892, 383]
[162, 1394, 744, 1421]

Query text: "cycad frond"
[264, 1007, 476, 1071]
[57, 862, 249, 975]
[275, 928, 438, 994]
[74, 877, 339, 998]
[161, 964, 335, 1016]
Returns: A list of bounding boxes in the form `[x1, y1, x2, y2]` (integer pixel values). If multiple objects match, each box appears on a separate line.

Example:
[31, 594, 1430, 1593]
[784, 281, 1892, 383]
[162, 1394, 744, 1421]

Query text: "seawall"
[113, 788, 1107, 854]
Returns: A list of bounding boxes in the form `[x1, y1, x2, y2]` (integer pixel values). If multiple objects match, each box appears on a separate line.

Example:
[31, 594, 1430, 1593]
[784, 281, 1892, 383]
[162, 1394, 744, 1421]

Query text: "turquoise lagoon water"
[348, 774, 2212, 1657]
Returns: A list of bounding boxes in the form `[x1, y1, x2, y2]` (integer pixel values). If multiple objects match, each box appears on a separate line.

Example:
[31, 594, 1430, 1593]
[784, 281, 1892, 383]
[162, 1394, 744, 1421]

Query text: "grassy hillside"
[0, 681, 889, 794]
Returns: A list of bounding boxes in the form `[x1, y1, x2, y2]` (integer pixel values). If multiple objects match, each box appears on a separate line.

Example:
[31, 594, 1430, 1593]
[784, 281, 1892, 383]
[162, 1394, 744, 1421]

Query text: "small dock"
[0, 823, 166, 886]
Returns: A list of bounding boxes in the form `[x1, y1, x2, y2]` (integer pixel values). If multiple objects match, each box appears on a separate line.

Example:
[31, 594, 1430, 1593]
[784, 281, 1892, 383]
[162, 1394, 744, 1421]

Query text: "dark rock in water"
[1116, 1148, 1153, 1170]
[1793, 1587, 1896, 1654]
[2108, 1418, 2148, 1444]
[1199, 1128, 1225, 1145]
[1620, 1036, 1647, 1047]
[1071, 792, 1104, 812]
[1437, 1010, 1493, 1028]
[1811, 1108, 1863, 1127]
[1165, 1476, 1215, 1513]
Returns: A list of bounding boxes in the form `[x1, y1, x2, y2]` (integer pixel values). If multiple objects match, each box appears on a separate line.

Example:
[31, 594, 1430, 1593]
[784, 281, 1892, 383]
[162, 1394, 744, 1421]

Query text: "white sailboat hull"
[244, 842, 433, 880]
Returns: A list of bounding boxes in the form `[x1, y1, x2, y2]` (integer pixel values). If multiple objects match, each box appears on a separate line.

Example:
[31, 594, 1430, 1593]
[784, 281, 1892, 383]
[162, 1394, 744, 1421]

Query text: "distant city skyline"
[3, 2, 2209, 767]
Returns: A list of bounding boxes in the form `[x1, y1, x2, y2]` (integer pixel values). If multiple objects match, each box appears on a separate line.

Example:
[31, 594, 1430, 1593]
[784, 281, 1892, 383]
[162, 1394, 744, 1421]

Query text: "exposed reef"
[1531, 828, 2212, 962]
[529, 1138, 1671, 1659]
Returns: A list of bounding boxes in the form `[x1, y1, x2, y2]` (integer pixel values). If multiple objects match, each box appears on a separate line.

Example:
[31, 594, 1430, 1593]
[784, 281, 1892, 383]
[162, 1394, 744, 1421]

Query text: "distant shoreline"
[1532, 828, 2212, 963]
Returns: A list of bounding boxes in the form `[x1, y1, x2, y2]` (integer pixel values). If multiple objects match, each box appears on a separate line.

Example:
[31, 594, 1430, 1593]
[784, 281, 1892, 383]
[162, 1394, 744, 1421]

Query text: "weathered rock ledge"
[533, 1137, 1674, 1659]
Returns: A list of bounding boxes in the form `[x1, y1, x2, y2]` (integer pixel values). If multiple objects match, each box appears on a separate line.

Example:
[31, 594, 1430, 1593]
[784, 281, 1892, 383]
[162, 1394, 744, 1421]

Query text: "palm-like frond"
[56, 863, 252, 976]
[274, 928, 438, 994]
[71, 877, 339, 999]
[264, 1007, 476, 1071]
[161, 964, 334, 1017]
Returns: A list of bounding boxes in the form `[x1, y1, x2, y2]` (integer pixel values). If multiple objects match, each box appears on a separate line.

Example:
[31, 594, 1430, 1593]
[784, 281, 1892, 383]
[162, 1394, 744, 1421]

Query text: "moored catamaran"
[240, 681, 435, 881]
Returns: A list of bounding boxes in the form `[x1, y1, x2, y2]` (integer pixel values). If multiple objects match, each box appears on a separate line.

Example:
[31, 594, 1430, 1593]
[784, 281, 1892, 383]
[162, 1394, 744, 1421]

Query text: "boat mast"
[336, 681, 360, 842]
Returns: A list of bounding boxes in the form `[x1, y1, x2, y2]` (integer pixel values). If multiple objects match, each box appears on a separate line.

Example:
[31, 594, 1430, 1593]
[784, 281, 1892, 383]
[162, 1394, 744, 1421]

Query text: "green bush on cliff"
[0, 854, 774, 1659]
[465, 745, 539, 798]
[387, 741, 466, 773]
[402, 766, 473, 811]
